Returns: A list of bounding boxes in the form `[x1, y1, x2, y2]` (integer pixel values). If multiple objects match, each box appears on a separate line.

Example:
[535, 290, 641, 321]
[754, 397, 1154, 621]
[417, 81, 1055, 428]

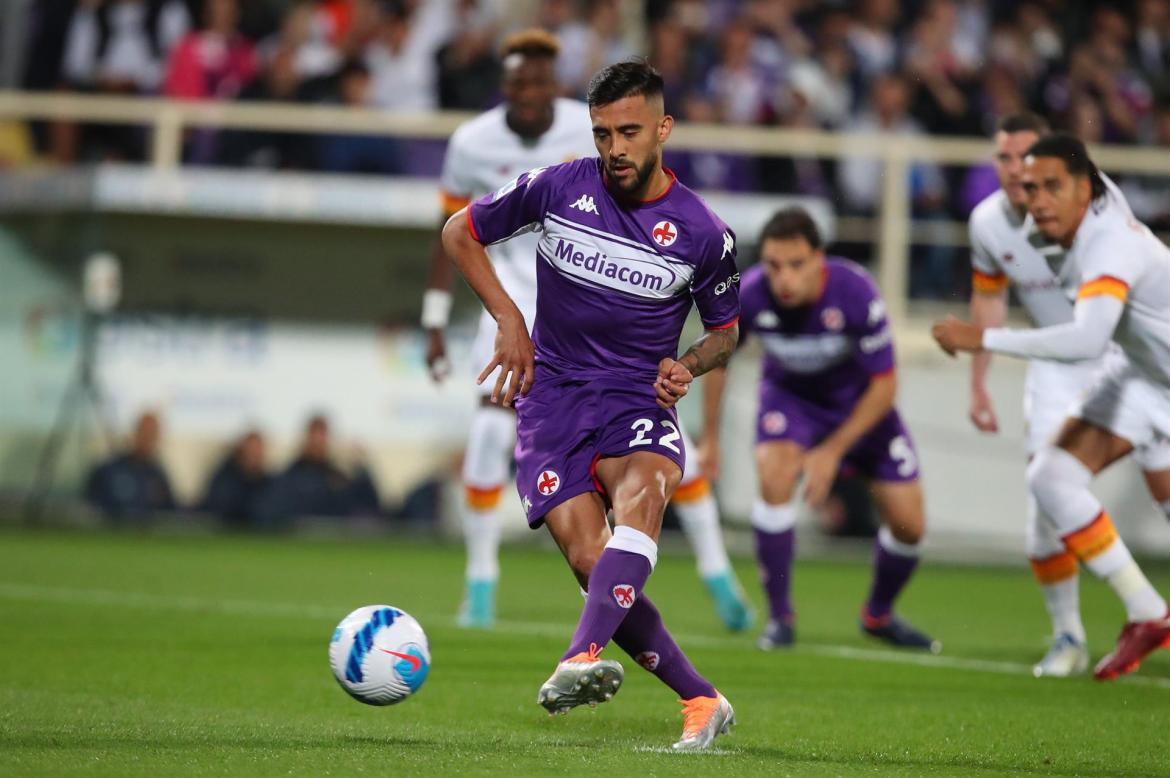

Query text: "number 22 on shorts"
[628, 418, 682, 453]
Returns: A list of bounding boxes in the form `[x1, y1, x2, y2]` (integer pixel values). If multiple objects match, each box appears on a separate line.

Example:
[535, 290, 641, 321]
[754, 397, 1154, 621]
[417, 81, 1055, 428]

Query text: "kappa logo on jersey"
[570, 194, 599, 215]
[612, 585, 636, 608]
[821, 307, 845, 332]
[721, 231, 735, 259]
[521, 495, 533, 515]
[867, 298, 886, 326]
[652, 220, 678, 247]
[635, 651, 660, 671]
[491, 166, 547, 202]
[536, 470, 561, 496]
[763, 411, 788, 436]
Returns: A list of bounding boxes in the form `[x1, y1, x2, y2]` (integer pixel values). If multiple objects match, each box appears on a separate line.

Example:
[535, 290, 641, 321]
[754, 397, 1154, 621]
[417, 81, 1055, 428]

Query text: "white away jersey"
[969, 175, 1133, 329]
[1068, 186, 1170, 387]
[439, 98, 596, 321]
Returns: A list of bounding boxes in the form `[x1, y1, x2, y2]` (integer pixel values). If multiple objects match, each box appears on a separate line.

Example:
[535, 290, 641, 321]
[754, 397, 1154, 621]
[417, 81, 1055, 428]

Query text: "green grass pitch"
[1, 528, 1168, 776]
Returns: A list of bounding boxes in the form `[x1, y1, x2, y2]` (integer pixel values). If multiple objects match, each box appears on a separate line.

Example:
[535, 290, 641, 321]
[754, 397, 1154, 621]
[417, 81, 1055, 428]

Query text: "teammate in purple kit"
[701, 208, 938, 652]
[440, 61, 739, 751]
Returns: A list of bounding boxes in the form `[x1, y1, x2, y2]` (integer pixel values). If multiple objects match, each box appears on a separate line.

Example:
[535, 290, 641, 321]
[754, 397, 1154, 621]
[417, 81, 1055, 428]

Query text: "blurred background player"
[440, 59, 740, 750]
[423, 29, 750, 631]
[703, 207, 936, 652]
[964, 116, 1170, 677]
[934, 134, 1170, 680]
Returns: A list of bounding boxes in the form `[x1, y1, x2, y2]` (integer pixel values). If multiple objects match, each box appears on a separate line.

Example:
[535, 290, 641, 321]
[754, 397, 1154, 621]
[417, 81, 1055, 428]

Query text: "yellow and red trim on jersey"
[1076, 275, 1129, 303]
[1029, 551, 1078, 584]
[440, 190, 471, 217]
[466, 202, 482, 242]
[972, 270, 1009, 293]
[1062, 511, 1119, 561]
[464, 484, 504, 511]
[673, 477, 711, 504]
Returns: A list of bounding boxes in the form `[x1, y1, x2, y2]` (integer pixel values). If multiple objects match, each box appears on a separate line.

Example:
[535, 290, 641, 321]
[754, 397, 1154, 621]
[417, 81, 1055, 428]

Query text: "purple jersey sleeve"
[467, 165, 556, 246]
[845, 270, 895, 375]
[690, 227, 740, 329]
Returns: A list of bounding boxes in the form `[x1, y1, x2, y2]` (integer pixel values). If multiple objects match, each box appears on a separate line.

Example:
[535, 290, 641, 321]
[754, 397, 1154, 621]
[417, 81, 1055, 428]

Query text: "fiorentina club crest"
[763, 411, 788, 436]
[612, 584, 636, 608]
[536, 470, 560, 496]
[821, 306, 844, 332]
[635, 651, 660, 671]
[651, 220, 678, 247]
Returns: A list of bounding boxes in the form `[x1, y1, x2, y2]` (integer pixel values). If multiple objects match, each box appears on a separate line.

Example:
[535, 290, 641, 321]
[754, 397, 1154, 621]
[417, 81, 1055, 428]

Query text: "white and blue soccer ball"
[329, 605, 431, 706]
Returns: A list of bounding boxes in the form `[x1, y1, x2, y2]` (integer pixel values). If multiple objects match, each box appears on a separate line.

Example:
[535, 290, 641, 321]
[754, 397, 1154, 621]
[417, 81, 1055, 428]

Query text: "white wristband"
[421, 289, 453, 329]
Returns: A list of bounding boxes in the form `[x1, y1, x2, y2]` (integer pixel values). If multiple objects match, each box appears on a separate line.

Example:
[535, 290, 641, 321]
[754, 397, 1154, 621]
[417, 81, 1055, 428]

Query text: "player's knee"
[566, 546, 602, 581]
[886, 517, 923, 545]
[755, 443, 801, 503]
[1026, 447, 1084, 517]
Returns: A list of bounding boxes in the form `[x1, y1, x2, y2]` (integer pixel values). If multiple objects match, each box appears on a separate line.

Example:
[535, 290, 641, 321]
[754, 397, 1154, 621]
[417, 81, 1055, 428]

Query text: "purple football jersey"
[468, 158, 740, 381]
[739, 258, 894, 411]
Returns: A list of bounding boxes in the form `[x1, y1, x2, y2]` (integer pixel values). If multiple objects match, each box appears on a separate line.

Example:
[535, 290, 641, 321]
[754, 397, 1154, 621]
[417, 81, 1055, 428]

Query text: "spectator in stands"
[315, 59, 402, 174]
[705, 17, 772, 125]
[260, 414, 382, 524]
[163, 0, 257, 101]
[1135, 0, 1170, 85]
[436, 0, 502, 110]
[257, 0, 341, 81]
[84, 410, 176, 520]
[365, 0, 451, 112]
[198, 429, 272, 528]
[218, 46, 313, 168]
[556, 0, 636, 98]
[846, 0, 899, 83]
[54, 0, 190, 162]
[904, 0, 980, 136]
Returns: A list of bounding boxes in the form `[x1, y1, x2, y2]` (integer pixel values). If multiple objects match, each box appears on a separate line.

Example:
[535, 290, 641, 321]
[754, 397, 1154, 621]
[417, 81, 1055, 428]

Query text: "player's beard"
[606, 152, 658, 197]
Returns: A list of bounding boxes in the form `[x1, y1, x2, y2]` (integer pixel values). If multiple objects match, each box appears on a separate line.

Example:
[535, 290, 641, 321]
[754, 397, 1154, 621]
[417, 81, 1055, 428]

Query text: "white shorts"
[1073, 349, 1170, 471]
[1023, 358, 1102, 455]
[470, 304, 536, 397]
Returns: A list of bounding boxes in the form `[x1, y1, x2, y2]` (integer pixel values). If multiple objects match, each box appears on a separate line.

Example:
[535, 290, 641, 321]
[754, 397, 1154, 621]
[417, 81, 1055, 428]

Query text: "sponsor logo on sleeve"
[860, 327, 893, 354]
[867, 298, 886, 326]
[714, 272, 740, 295]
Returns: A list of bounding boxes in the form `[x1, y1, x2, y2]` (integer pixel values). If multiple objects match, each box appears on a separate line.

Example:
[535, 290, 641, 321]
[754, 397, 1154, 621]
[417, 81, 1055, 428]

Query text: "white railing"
[4, 90, 1170, 323]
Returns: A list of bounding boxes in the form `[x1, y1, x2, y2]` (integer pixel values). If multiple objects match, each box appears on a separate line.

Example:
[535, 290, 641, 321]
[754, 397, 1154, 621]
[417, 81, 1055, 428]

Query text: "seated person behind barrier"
[261, 414, 381, 522]
[199, 429, 272, 527]
[84, 411, 176, 518]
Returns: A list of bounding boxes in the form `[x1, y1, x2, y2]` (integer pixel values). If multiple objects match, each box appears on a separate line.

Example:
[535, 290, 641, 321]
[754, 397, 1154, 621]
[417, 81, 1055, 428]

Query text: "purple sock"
[562, 547, 651, 659]
[755, 527, 795, 624]
[613, 594, 717, 699]
[865, 534, 919, 620]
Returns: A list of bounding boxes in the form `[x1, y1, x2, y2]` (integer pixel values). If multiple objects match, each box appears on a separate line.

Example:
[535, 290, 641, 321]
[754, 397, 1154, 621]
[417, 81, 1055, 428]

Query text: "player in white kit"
[965, 116, 1170, 677]
[936, 134, 1170, 681]
[421, 30, 751, 630]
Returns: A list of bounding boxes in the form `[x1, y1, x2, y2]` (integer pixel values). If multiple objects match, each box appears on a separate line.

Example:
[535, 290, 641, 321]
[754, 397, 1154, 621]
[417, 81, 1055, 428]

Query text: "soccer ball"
[329, 605, 431, 706]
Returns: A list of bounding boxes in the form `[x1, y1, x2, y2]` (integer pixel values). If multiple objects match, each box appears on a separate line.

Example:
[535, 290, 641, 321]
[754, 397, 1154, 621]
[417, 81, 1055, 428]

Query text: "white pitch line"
[2, 581, 1168, 691]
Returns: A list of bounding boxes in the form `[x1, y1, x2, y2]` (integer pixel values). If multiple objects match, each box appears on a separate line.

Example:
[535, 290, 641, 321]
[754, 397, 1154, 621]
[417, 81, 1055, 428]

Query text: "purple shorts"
[513, 371, 686, 527]
[756, 382, 919, 482]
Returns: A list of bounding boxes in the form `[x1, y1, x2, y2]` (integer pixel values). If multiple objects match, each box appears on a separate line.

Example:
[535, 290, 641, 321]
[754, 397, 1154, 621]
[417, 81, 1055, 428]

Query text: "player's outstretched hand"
[931, 315, 984, 356]
[802, 445, 841, 506]
[969, 387, 999, 433]
[478, 313, 534, 407]
[655, 358, 693, 409]
[425, 329, 451, 383]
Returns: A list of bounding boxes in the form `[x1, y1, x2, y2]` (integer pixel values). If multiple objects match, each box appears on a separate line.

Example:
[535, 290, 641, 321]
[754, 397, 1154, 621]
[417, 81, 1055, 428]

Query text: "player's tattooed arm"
[655, 324, 739, 410]
[679, 324, 739, 377]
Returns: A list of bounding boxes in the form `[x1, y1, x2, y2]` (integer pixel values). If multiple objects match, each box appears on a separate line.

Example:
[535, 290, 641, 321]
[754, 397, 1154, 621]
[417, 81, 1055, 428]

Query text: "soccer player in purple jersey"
[440, 61, 739, 751]
[701, 208, 938, 652]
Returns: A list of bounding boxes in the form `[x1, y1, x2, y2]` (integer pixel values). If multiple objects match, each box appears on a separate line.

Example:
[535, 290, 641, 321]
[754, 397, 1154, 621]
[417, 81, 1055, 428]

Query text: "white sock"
[674, 489, 732, 578]
[463, 491, 501, 582]
[878, 525, 920, 557]
[751, 500, 798, 533]
[1041, 578, 1086, 642]
[607, 524, 659, 569]
[1085, 540, 1167, 622]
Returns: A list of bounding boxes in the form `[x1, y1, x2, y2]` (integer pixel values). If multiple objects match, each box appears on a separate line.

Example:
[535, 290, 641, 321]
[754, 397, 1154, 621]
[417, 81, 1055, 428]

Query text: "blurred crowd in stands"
[83, 409, 439, 528]
[9, 0, 1170, 295]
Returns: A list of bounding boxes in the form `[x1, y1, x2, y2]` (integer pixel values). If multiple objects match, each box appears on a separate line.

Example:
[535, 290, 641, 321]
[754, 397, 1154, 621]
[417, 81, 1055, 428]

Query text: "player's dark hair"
[500, 28, 561, 60]
[758, 207, 823, 250]
[1026, 133, 1106, 201]
[996, 112, 1049, 136]
[586, 59, 664, 108]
